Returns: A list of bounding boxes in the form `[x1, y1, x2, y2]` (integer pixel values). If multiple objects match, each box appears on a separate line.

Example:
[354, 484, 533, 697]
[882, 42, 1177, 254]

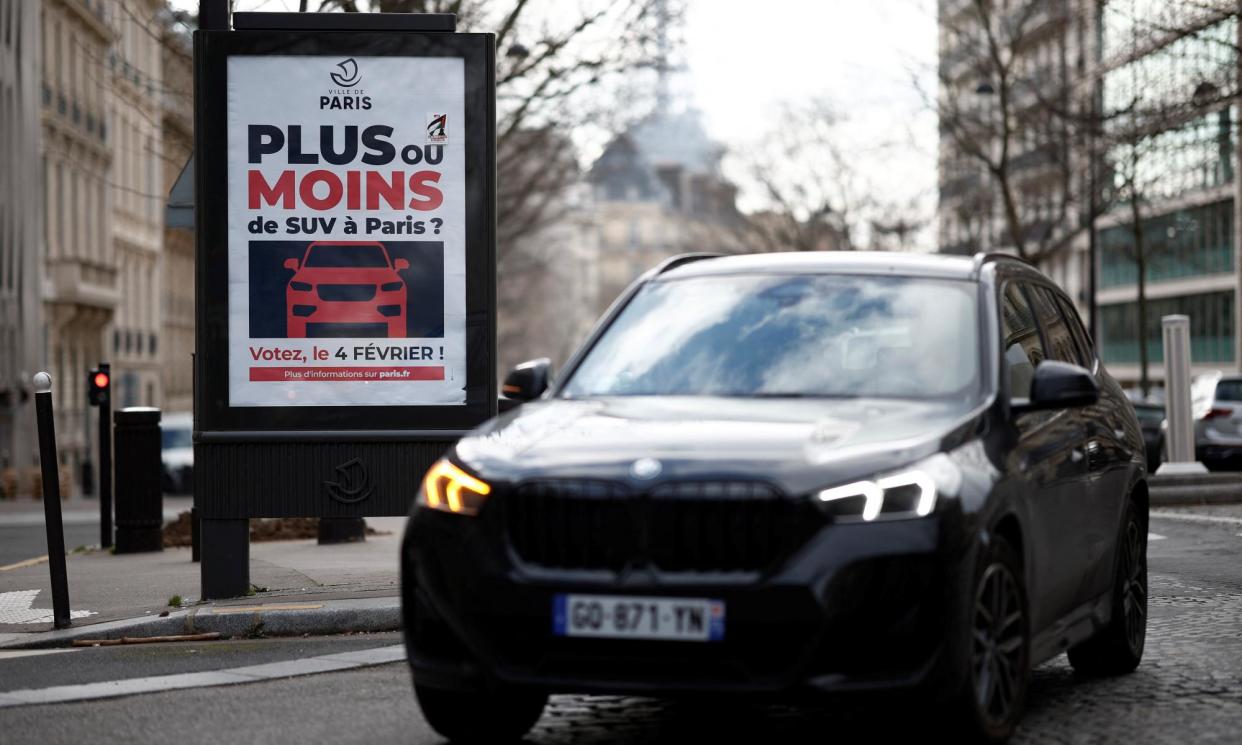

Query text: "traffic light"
[88, 368, 110, 406]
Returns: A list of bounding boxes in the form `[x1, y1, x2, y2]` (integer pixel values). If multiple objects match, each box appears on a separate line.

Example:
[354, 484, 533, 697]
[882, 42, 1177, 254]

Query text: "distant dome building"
[586, 107, 745, 313]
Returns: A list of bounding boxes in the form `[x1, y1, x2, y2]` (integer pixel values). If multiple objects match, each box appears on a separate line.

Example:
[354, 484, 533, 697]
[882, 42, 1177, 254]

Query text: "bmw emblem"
[630, 458, 662, 480]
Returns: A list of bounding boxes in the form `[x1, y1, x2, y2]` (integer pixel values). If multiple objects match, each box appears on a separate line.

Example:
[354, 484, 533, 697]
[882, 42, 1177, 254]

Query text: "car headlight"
[816, 453, 961, 522]
[419, 458, 492, 516]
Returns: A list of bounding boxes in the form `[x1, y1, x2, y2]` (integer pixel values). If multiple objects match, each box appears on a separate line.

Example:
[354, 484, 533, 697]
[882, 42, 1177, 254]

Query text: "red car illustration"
[284, 241, 409, 338]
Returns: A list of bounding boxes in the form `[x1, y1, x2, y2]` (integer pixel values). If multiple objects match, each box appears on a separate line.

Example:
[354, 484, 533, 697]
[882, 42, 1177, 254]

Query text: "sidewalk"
[0, 501, 406, 646]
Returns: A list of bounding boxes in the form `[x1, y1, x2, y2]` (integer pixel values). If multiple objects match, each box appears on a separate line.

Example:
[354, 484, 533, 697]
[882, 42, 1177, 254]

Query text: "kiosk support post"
[201, 518, 250, 599]
[197, 0, 251, 599]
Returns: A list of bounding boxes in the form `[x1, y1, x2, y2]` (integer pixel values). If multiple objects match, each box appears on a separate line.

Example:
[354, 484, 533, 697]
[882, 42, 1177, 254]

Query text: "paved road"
[0, 525, 100, 567]
[3, 509, 1242, 744]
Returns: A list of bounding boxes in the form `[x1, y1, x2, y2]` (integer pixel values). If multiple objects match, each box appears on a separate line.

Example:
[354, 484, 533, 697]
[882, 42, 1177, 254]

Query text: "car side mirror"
[502, 358, 552, 404]
[394, 258, 410, 271]
[283, 258, 300, 271]
[1015, 360, 1099, 413]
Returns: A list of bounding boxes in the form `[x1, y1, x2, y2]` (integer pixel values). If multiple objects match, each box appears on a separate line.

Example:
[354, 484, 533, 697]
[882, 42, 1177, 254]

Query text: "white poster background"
[226, 55, 467, 407]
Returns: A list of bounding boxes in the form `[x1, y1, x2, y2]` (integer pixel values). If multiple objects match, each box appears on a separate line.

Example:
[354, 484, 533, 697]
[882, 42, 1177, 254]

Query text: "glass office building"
[1096, 8, 1239, 382]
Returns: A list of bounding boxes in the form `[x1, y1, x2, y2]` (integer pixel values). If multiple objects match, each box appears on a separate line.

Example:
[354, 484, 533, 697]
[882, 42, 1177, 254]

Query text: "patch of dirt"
[162, 512, 386, 548]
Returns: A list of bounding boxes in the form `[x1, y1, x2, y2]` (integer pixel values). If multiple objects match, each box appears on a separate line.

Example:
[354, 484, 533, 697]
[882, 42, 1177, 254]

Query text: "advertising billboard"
[228, 55, 468, 407]
[194, 24, 495, 520]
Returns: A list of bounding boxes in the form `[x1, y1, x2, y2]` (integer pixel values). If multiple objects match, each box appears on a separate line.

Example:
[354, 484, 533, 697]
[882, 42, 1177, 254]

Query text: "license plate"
[552, 594, 725, 642]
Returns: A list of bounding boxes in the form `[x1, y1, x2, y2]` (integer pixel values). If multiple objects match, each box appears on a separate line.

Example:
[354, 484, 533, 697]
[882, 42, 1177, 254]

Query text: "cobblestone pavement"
[3, 511, 1241, 744]
[523, 514, 1242, 744]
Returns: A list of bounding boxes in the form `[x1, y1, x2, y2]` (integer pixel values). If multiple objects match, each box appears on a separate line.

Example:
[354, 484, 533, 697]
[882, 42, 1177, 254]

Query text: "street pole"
[33, 372, 72, 629]
[98, 362, 112, 549]
[198, 0, 250, 599]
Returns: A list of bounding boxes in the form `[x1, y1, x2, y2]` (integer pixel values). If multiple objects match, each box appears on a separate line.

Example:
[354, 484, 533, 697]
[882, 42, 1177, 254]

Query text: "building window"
[1100, 200, 1234, 288]
[1099, 290, 1235, 365]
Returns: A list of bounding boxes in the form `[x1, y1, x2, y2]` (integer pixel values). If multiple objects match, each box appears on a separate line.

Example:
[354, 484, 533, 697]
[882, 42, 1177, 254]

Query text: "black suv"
[402, 252, 1148, 743]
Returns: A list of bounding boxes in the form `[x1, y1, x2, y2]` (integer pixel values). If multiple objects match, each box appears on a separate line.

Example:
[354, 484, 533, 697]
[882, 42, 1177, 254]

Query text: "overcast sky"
[173, 0, 939, 248]
[682, 0, 937, 247]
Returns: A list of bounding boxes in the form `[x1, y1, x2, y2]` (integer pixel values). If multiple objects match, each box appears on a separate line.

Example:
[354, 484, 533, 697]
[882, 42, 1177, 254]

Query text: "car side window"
[1025, 285, 1080, 366]
[1054, 294, 1094, 368]
[1001, 283, 1043, 401]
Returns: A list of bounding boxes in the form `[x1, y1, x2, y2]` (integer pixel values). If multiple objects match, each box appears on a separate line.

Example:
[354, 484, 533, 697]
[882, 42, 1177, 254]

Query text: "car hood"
[456, 396, 981, 495]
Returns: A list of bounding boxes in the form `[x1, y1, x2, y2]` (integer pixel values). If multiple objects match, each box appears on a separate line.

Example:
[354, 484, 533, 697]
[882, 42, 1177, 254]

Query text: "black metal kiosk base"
[201, 519, 250, 599]
[318, 517, 367, 544]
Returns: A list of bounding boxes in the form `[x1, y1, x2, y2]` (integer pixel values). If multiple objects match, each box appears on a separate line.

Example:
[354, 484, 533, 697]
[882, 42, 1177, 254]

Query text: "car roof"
[656, 251, 997, 282]
[162, 412, 193, 428]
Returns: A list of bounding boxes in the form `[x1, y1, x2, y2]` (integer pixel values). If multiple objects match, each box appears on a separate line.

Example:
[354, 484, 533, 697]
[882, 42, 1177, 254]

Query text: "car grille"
[503, 479, 823, 573]
[318, 284, 376, 302]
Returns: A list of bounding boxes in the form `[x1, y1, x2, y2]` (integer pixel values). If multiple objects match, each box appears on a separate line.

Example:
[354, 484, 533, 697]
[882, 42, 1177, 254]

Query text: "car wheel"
[947, 534, 1029, 744]
[414, 682, 547, 744]
[1068, 499, 1147, 676]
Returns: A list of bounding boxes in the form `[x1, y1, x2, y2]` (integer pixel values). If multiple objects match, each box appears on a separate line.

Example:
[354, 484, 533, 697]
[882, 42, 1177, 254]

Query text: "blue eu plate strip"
[708, 600, 726, 641]
[552, 594, 568, 636]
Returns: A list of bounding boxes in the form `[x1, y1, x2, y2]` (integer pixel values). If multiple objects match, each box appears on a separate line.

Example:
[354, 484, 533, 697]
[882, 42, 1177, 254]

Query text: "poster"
[226, 55, 466, 407]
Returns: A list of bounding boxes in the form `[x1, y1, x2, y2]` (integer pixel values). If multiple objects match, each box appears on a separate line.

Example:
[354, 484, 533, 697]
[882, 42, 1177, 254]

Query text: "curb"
[0, 596, 401, 650]
[1150, 472, 1242, 506]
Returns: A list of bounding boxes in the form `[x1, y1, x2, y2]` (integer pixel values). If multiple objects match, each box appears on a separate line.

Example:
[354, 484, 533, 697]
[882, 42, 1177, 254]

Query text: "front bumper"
[403, 503, 974, 698]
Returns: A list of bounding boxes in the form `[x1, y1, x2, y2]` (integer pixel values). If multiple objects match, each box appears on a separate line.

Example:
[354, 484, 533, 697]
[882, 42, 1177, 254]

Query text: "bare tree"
[935, 0, 1084, 262]
[737, 99, 928, 252]
[316, 0, 668, 253]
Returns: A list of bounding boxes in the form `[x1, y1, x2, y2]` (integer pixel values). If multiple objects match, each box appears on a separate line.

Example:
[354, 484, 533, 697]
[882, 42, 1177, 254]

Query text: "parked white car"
[1192, 372, 1242, 470]
[161, 411, 193, 494]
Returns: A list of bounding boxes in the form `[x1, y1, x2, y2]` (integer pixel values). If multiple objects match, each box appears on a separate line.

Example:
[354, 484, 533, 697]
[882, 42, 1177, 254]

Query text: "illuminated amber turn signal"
[421, 459, 492, 515]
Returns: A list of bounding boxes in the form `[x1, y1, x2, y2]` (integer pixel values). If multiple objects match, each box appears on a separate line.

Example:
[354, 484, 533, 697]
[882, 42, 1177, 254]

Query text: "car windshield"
[162, 428, 192, 449]
[561, 273, 981, 400]
[305, 244, 388, 268]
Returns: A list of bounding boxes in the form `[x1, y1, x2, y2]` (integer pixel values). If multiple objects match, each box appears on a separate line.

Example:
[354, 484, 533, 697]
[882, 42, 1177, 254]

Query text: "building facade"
[937, 0, 1093, 311]
[587, 108, 746, 314]
[0, 0, 44, 487]
[0, 0, 189, 496]
[160, 20, 192, 415]
[937, 0, 1242, 389]
[109, 0, 166, 411]
[41, 0, 116, 494]
[1093, 3, 1239, 388]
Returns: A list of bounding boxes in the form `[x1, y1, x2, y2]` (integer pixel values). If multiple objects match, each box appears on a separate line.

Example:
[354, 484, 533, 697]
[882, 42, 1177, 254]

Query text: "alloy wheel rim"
[972, 563, 1025, 727]
[1122, 518, 1148, 654]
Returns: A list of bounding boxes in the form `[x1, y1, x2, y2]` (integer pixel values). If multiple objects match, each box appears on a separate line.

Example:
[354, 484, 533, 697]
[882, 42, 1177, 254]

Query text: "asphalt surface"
[3, 509, 1242, 744]
[0, 524, 99, 567]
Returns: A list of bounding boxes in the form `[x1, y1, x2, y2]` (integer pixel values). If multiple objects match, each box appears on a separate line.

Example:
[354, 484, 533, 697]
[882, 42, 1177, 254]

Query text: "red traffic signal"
[88, 368, 110, 406]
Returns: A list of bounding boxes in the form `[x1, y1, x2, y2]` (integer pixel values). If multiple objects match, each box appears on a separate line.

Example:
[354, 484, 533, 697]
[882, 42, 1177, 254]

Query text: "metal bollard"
[113, 407, 165, 553]
[1158, 315, 1207, 474]
[32, 372, 72, 629]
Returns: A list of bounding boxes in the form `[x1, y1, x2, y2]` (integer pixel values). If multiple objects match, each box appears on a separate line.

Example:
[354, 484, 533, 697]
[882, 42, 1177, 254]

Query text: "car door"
[1048, 288, 1137, 603]
[999, 280, 1091, 631]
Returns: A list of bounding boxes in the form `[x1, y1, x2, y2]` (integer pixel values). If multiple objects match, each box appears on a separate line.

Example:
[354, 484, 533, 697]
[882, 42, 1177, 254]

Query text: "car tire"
[414, 682, 547, 744]
[945, 534, 1030, 744]
[1067, 499, 1147, 676]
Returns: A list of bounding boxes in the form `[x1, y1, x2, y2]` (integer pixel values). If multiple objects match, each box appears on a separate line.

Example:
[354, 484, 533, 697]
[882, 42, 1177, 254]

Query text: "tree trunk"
[1234, 0, 1242, 373]
[1132, 196, 1150, 398]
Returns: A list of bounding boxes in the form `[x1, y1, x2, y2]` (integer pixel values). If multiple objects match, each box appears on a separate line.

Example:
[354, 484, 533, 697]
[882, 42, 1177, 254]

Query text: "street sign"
[193, 11, 495, 550]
